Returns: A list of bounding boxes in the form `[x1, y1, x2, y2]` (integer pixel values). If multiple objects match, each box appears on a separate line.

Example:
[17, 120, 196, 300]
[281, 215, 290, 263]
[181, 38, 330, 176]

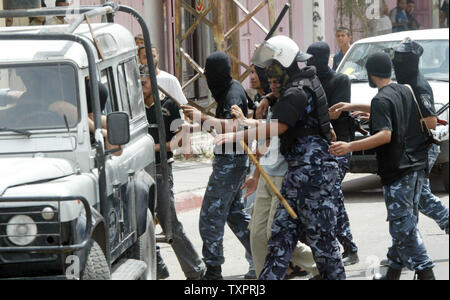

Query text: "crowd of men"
[137, 23, 449, 280]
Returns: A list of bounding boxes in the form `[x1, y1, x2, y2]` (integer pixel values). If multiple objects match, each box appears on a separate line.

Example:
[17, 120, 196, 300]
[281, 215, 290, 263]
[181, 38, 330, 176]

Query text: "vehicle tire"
[127, 209, 157, 280]
[81, 241, 111, 280]
[443, 163, 449, 193]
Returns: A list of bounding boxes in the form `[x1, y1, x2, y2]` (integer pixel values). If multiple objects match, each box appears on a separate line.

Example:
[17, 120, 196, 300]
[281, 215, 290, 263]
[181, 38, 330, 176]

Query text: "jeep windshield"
[338, 40, 449, 83]
[0, 64, 79, 132]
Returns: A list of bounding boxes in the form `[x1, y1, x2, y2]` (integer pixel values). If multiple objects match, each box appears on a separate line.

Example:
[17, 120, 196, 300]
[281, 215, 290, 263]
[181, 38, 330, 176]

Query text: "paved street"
[160, 160, 449, 280]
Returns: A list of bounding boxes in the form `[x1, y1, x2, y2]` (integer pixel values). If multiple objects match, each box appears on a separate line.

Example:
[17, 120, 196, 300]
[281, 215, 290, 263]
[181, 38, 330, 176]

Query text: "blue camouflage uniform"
[259, 90, 345, 281]
[419, 144, 449, 232]
[334, 154, 359, 253]
[200, 154, 252, 266]
[200, 52, 252, 268]
[384, 170, 435, 271]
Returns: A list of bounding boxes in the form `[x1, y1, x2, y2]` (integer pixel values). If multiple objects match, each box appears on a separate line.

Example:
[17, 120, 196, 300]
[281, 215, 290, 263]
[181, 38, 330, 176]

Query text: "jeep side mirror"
[107, 112, 130, 146]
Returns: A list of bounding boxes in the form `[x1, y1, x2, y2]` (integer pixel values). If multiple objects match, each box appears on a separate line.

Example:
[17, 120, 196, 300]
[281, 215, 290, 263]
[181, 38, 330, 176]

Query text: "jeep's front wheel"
[82, 241, 111, 280]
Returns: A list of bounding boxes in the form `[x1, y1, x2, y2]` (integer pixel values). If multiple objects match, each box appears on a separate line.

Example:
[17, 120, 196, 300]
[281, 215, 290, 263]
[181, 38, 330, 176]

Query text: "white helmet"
[252, 35, 312, 68]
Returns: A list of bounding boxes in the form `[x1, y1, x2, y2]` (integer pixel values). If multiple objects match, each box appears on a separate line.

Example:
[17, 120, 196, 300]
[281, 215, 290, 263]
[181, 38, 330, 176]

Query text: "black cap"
[366, 52, 392, 79]
[393, 37, 424, 57]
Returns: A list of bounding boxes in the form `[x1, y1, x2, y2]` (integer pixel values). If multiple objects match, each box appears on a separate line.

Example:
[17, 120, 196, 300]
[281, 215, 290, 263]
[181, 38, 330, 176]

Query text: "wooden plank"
[180, 48, 205, 75]
[224, 0, 268, 41]
[232, 0, 269, 34]
[267, 0, 276, 28]
[180, 0, 214, 28]
[212, 0, 225, 51]
[182, 72, 202, 90]
[180, 5, 213, 42]
[238, 68, 252, 83]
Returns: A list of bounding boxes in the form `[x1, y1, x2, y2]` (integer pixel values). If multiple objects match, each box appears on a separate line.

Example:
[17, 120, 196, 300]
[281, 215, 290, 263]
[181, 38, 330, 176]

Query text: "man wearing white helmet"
[215, 36, 345, 280]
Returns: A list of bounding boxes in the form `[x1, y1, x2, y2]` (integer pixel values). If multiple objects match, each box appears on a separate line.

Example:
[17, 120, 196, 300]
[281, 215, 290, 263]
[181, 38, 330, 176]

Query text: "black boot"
[202, 265, 223, 280]
[156, 250, 170, 280]
[415, 268, 436, 280]
[342, 246, 360, 267]
[373, 267, 402, 280]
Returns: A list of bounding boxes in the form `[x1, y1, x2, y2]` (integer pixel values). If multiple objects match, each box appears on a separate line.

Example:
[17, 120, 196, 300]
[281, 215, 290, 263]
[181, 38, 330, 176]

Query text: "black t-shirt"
[271, 87, 308, 128]
[271, 86, 310, 155]
[146, 98, 182, 164]
[411, 74, 436, 118]
[370, 83, 429, 185]
[214, 80, 248, 155]
[322, 72, 355, 142]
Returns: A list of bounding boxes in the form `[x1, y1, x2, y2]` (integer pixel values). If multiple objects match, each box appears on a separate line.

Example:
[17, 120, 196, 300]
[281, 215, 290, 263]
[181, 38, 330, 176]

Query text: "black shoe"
[187, 269, 206, 281]
[157, 252, 170, 280]
[414, 268, 436, 280]
[342, 251, 359, 266]
[373, 267, 402, 280]
[284, 265, 309, 280]
[244, 270, 257, 280]
[202, 265, 223, 281]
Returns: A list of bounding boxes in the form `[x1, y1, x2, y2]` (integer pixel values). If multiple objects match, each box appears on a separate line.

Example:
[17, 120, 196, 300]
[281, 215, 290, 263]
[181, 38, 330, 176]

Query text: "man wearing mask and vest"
[214, 36, 345, 280]
[330, 52, 436, 280]
[392, 39, 449, 235]
[306, 42, 359, 267]
[182, 52, 252, 280]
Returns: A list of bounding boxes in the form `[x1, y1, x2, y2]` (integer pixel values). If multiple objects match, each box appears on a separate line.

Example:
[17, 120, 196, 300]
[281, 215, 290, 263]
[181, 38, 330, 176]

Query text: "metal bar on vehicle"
[0, 6, 98, 19]
[117, 5, 174, 244]
[65, 6, 115, 34]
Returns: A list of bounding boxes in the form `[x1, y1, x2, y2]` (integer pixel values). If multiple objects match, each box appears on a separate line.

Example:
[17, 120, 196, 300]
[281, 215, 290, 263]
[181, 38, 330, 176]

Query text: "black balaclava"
[366, 52, 392, 88]
[254, 65, 271, 95]
[306, 42, 333, 81]
[393, 38, 424, 85]
[204, 52, 233, 102]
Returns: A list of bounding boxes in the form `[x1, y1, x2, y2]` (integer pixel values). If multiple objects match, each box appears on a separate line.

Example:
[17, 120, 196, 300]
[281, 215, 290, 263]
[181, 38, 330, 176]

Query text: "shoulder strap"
[405, 84, 429, 133]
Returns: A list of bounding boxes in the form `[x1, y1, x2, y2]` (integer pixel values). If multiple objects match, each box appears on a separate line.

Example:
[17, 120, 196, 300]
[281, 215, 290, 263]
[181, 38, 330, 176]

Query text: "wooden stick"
[240, 141, 298, 220]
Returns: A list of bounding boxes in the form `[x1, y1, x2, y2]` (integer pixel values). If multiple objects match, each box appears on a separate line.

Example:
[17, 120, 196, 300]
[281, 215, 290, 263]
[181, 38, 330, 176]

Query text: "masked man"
[215, 36, 345, 280]
[393, 38, 449, 234]
[330, 52, 436, 280]
[182, 52, 252, 280]
[306, 42, 359, 266]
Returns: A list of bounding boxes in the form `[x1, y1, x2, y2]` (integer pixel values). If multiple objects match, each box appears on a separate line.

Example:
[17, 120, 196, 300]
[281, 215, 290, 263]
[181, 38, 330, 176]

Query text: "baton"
[240, 141, 298, 220]
[265, 3, 291, 41]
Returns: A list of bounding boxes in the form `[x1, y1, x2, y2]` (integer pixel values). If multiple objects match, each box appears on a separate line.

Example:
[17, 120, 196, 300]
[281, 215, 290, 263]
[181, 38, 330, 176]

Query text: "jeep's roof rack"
[0, 2, 174, 252]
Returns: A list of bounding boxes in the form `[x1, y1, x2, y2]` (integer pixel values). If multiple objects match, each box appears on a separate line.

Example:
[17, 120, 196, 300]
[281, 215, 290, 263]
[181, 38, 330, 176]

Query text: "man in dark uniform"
[215, 36, 345, 280]
[140, 65, 205, 280]
[330, 52, 436, 280]
[306, 41, 359, 267]
[181, 52, 252, 280]
[392, 38, 449, 235]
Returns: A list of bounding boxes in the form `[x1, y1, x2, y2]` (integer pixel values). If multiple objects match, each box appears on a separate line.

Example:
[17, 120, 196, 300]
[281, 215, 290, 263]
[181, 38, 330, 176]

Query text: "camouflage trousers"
[419, 145, 449, 232]
[259, 162, 346, 280]
[200, 155, 252, 266]
[383, 170, 435, 271]
[334, 154, 358, 253]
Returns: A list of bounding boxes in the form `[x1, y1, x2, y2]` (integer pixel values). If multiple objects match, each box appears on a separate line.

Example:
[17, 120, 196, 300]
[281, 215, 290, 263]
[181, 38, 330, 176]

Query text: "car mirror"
[107, 112, 130, 146]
